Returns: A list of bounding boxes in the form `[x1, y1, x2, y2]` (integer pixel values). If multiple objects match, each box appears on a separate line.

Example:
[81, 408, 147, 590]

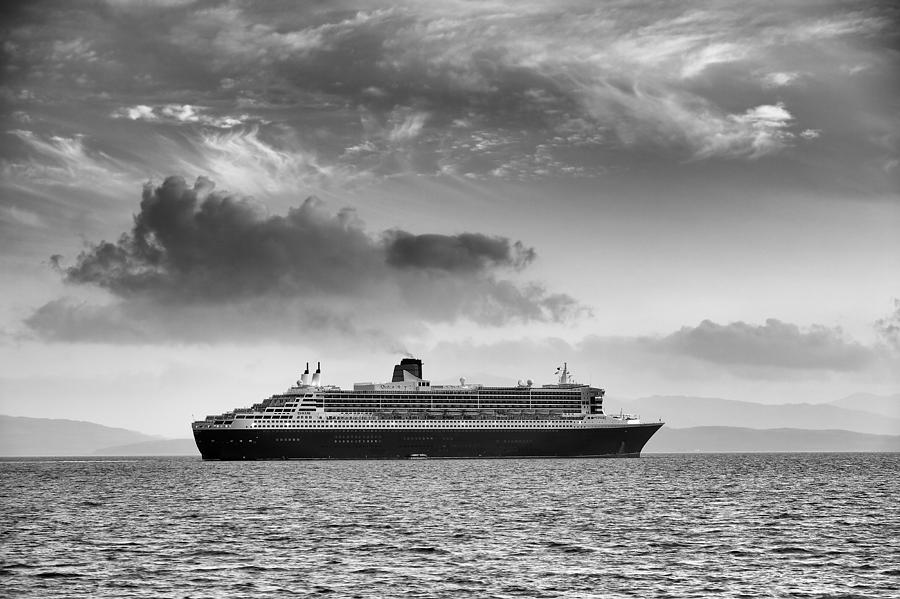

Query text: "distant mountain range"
[644, 427, 900, 453]
[0, 415, 162, 456]
[1, 392, 897, 456]
[828, 393, 900, 419]
[93, 438, 200, 456]
[605, 395, 900, 436]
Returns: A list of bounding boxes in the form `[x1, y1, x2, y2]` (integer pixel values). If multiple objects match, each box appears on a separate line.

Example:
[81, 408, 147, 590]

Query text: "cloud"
[111, 104, 251, 128]
[25, 298, 148, 343]
[166, 4, 353, 70]
[577, 88, 801, 160]
[120, 105, 157, 121]
[174, 126, 340, 195]
[429, 313, 893, 388]
[104, 0, 887, 179]
[0, 205, 46, 229]
[875, 299, 900, 350]
[50, 37, 98, 64]
[29, 176, 581, 342]
[800, 129, 822, 140]
[388, 111, 429, 143]
[658, 318, 874, 371]
[3, 130, 134, 186]
[4, 1, 897, 186]
[680, 41, 750, 79]
[710, 102, 795, 159]
[761, 71, 801, 88]
[741, 104, 792, 124]
[385, 232, 534, 272]
[62, 176, 379, 302]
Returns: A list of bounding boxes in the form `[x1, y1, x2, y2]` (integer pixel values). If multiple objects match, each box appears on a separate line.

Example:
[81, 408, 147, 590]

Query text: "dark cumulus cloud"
[659, 318, 874, 371]
[29, 176, 580, 342]
[386, 232, 535, 272]
[62, 176, 380, 302]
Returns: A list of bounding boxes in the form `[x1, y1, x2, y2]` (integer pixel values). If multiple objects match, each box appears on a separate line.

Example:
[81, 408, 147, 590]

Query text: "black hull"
[193, 423, 663, 460]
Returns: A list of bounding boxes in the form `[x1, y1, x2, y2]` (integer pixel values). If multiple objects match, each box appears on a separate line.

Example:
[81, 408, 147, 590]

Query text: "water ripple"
[1, 453, 898, 598]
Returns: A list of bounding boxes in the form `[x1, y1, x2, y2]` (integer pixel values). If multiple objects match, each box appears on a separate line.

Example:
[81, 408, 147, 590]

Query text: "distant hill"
[644, 426, 900, 453]
[0, 415, 159, 456]
[94, 438, 199, 456]
[829, 393, 900, 419]
[606, 396, 900, 436]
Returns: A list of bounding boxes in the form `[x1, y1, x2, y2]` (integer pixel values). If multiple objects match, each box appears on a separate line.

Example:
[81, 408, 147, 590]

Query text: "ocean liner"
[192, 358, 663, 460]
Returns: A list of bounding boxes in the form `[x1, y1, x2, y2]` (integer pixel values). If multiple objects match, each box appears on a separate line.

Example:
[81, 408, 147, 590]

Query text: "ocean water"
[1, 454, 898, 598]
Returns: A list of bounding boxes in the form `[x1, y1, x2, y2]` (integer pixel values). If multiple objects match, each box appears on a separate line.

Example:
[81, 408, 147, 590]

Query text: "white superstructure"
[193, 359, 645, 432]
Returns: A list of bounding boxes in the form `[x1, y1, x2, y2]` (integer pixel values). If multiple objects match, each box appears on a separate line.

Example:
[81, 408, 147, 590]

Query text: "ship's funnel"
[392, 358, 422, 382]
[311, 361, 321, 386]
[301, 362, 309, 386]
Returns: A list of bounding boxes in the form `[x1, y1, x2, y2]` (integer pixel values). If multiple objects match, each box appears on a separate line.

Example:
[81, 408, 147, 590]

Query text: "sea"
[1, 453, 898, 598]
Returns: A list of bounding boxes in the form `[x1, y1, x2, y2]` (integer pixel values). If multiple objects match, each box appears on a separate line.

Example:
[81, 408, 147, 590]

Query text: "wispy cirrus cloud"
[3, 130, 134, 186]
[176, 127, 342, 195]
[3, 1, 897, 186]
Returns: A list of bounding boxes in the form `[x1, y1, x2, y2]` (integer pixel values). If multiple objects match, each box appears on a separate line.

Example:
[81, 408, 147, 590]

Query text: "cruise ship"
[192, 358, 663, 460]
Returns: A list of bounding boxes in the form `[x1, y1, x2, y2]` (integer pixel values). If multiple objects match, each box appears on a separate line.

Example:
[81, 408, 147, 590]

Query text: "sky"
[1, 0, 898, 437]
